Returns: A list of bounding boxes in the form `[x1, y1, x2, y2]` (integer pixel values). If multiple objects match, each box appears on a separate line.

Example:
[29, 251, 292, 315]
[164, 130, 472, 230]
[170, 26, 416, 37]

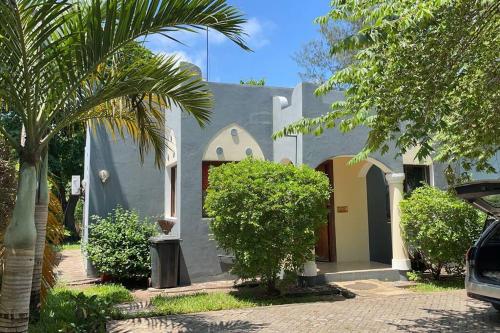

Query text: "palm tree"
[0, 0, 248, 330]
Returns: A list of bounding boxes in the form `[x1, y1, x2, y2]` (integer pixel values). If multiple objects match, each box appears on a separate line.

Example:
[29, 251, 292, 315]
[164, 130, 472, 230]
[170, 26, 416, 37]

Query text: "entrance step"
[318, 267, 401, 283]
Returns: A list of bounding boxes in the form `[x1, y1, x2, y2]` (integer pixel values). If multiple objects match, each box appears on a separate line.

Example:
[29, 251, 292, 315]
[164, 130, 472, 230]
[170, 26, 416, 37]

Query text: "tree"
[400, 185, 484, 279]
[292, 20, 360, 85]
[204, 159, 331, 294]
[276, 0, 500, 172]
[0, 0, 248, 330]
[239, 78, 265, 86]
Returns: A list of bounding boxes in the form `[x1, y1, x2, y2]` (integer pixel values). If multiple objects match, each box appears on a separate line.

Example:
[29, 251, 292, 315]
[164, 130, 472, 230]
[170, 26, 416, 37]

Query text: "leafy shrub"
[204, 158, 331, 293]
[29, 284, 132, 333]
[86, 206, 158, 281]
[400, 185, 484, 279]
[0, 137, 16, 228]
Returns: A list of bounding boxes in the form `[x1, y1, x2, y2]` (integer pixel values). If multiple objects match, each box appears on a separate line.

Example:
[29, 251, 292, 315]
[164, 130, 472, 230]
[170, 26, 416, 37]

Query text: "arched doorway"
[314, 156, 394, 264]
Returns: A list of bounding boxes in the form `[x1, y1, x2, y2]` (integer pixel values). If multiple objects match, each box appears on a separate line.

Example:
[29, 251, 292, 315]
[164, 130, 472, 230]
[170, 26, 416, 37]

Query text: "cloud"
[243, 17, 274, 49]
[156, 50, 206, 74]
[207, 17, 273, 49]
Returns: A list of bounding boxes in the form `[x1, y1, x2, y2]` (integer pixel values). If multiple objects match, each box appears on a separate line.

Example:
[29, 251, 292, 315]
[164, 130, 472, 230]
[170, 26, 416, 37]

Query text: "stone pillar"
[386, 173, 411, 272]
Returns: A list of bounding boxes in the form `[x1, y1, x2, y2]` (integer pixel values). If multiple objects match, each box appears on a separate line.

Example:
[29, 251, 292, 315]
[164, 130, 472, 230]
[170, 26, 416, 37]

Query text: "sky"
[145, 1, 330, 87]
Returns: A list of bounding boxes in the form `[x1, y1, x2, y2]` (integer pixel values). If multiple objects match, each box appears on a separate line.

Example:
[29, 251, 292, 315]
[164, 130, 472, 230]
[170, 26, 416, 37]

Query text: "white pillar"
[386, 173, 411, 271]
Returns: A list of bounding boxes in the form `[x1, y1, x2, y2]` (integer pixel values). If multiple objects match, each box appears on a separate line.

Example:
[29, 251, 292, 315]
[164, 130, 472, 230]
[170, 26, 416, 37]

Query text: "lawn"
[410, 277, 464, 292]
[29, 284, 133, 333]
[144, 288, 343, 317]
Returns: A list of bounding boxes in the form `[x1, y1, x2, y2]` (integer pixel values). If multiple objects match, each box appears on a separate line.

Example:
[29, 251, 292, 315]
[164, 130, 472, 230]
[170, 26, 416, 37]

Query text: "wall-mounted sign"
[337, 206, 348, 213]
[71, 175, 81, 195]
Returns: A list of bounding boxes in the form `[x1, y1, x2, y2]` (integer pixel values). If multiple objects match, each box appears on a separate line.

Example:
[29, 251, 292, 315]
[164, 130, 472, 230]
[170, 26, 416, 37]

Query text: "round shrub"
[86, 206, 158, 281]
[400, 185, 484, 279]
[204, 158, 331, 293]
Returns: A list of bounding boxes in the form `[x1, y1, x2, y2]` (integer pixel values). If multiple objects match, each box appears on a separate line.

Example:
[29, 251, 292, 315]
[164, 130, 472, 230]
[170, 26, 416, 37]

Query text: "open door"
[315, 160, 336, 262]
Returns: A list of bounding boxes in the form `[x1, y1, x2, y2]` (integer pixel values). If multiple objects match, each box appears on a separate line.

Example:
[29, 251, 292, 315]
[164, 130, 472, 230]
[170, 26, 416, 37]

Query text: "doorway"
[315, 160, 336, 262]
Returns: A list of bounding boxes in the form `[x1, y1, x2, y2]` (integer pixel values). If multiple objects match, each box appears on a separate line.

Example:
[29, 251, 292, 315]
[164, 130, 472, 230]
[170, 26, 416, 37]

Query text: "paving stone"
[108, 290, 500, 332]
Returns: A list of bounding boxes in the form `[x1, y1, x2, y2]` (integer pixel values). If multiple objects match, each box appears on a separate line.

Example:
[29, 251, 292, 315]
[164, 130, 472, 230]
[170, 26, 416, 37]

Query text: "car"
[455, 180, 500, 311]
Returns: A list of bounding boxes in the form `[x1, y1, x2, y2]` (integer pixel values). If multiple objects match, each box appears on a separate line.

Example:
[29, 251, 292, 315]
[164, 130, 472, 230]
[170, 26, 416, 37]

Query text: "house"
[82, 66, 498, 284]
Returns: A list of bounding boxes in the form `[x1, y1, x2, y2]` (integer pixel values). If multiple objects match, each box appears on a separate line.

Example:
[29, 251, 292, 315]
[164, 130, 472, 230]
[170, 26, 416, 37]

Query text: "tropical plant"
[400, 185, 484, 279]
[0, 0, 248, 330]
[276, 0, 500, 173]
[86, 206, 159, 281]
[204, 158, 331, 294]
[1, 189, 65, 307]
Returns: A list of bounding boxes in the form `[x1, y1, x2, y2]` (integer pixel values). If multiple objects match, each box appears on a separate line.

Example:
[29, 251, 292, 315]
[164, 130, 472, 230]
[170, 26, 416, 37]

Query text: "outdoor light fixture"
[230, 128, 238, 136]
[245, 148, 253, 156]
[216, 146, 224, 155]
[98, 170, 110, 183]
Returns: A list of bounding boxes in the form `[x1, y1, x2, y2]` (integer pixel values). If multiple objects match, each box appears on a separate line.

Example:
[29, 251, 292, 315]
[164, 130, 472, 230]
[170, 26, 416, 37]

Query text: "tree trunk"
[0, 164, 37, 333]
[63, 195, 79, 241]
[30, 154, 49, 312]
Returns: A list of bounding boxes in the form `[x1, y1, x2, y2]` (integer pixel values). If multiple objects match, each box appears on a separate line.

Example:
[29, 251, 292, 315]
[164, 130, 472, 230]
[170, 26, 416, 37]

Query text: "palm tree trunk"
[0, 164, 37, 333]
[30, 154, 49, 312]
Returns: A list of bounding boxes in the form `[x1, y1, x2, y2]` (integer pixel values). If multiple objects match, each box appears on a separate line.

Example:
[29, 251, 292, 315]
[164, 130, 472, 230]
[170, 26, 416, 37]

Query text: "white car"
[455, 181, 500, 311]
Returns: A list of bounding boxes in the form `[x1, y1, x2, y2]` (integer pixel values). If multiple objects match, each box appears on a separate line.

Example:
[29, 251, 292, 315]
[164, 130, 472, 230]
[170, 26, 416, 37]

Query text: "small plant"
[205, 158, 331, 294]
[86, 206, 158, 281]
[407, 271, 423, 282]
[400, 185, 484, 279]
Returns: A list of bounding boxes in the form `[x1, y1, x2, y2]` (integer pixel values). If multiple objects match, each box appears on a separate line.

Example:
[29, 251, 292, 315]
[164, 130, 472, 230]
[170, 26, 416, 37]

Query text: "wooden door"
[315, 160, 336, 262]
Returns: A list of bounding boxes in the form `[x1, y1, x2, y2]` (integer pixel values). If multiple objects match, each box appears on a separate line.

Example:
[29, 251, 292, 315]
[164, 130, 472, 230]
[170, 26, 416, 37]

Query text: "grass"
[29, 284, 133, 333]
[60, 241, 81, 250]
[81, 283, 134, 303]
[410, 277, 464, 292]
[145, 289, 341, 316]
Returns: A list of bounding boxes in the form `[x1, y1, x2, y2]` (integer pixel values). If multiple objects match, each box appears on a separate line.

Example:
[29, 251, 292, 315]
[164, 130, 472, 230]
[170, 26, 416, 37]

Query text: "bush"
[86, 206, 158, 281]
[29, 284, 132, 333]
[400, 185, 484, 279]
[204, 158, 331, 293]
[0, 137, 16, 228]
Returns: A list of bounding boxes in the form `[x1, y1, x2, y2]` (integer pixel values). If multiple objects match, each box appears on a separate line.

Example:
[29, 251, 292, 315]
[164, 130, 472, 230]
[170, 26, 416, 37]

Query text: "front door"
[315, 160, 336, 262]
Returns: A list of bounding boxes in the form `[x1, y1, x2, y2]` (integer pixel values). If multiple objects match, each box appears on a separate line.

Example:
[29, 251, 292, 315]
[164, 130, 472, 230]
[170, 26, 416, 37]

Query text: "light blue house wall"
[83, 72, 499, 282]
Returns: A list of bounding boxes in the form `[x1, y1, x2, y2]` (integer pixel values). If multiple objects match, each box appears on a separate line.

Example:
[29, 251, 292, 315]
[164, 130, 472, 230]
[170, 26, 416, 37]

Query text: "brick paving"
[108, 290, 500, 332]
[56, 248, 100, 285]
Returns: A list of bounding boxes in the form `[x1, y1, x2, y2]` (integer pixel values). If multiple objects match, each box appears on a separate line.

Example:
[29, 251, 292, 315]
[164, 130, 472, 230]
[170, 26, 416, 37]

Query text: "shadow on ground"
[108, 315, 267, 333]
[389, 306, 500, 332]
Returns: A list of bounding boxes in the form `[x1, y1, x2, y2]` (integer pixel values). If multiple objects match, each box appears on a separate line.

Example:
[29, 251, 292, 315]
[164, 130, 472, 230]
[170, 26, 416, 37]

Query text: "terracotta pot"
[157, 220, 175, 235]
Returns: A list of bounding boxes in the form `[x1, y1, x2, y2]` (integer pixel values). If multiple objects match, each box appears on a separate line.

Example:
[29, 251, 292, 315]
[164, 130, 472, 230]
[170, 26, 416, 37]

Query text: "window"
[403, 165, 430, 193]
[202, 161, 230, 217]
[170, 166, 176, 217]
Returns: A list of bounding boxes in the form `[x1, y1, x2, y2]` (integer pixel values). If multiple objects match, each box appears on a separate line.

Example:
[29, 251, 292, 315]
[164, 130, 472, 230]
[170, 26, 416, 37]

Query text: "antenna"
[206, 27, 209, 81]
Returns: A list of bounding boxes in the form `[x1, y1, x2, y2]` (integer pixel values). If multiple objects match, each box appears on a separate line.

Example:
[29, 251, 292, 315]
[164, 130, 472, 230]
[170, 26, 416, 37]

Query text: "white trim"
[385, 172, 405, 185]
[429, 163, 435, 186]
[392, 258, 411, 271]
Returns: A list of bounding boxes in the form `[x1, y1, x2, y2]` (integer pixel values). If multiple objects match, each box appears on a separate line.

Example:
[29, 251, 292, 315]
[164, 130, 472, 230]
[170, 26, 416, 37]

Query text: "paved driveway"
[108, 290, 500, 332]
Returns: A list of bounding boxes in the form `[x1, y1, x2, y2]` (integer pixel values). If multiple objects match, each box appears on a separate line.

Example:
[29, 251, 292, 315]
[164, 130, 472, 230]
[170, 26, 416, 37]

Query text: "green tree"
[204, 159, 331, 294]
[400, 185, 484, 279]
[0, 0, 248, 330]
[276, 0, 499, 172]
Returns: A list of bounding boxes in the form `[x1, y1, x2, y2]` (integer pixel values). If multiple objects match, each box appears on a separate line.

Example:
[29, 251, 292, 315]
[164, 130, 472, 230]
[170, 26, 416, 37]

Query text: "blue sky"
[145, 1, 330, 87]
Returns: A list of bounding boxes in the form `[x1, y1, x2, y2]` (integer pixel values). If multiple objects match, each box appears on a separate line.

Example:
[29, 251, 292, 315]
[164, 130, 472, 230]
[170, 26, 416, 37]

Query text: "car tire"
[492, 303, 500, 311]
